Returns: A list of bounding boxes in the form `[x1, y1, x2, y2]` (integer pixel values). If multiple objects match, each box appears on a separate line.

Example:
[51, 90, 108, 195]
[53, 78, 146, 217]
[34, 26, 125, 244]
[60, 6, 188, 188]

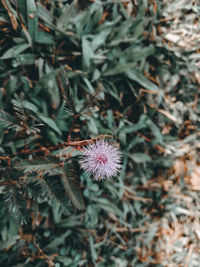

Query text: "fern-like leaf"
[16, 156, 60, 173]
[61, 161, 85, 210]
[25, 176, 44, 200]
[0, 110, 20, 130]
[11, 93, 27, 122]
[2, 185, 31, 224]
[78, 83, 103, 115]
[57, 70, 76, 115]
[45, 176, 71, 212]
[25, 175, 69, 212]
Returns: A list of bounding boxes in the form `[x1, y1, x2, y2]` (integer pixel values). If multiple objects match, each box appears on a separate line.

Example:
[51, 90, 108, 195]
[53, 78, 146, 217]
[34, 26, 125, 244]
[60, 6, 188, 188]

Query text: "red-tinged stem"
[0, 135, 113, 162]
[0, 139, 91, 160]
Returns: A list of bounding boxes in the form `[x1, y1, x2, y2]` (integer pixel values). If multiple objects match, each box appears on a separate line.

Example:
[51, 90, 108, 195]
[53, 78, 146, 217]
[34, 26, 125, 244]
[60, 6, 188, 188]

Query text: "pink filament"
[95, 154, 108, 165]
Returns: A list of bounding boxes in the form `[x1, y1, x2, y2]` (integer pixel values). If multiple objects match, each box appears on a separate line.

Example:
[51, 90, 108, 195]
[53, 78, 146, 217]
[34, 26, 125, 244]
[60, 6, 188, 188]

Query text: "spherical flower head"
[80, 139, 121, 180]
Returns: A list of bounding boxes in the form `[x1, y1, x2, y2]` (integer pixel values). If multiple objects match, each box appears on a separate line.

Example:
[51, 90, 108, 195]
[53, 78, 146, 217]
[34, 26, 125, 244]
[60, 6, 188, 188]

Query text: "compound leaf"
[61, 161, 85, 210]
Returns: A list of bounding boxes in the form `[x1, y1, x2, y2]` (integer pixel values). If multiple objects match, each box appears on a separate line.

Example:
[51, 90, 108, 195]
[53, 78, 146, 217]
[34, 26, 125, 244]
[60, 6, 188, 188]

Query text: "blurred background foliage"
[0, 0, 200, 266]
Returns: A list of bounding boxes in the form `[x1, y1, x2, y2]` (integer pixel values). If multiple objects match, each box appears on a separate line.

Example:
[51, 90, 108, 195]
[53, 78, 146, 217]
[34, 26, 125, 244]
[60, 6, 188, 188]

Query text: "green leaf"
[82, 37, 94, 69]
[1, 43, 30, 59]
[62, 161, 85, 210]
[56, 0, 78, 31]
[95, 198, 123, 218]
[3, 185, 31, 224]
[27, 0, 38, 43]
[56, 70, 76, 115]
[11, 93, 26, 122]
[119, 114, 148, 134]
[17, 0, 27, 22]
[12, 54, 36, 67]
[126, 69, 159, 91]
[35, 31, 55, 45]
[86, 117, 98, 135]
[92, 28, 111, 50]
[16, 156, 60, 173]
[147, 119, 163, 144]
[44, 230, 71, 250]
[0, 235, 19, 250]
[40, 176, 70, 212]
[24, 100, 39, 113]
[125, 136, 145, 152]
[57, 214, 84, 228]
[38, 114, 62, 135]
[0, 110, 19, 129]
[103, 62, 137, 76]
[89, 236, 98, 261]
[37, 3, 53, 24]
[46, 130, 59, 145]
[129, 153, 151, 163]
[46, 72, 60, 109]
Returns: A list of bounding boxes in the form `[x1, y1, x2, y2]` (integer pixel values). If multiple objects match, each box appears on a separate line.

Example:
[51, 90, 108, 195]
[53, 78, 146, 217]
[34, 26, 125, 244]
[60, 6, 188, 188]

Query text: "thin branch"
[0, 181, 17, 186]
[0, 135, 113, 160]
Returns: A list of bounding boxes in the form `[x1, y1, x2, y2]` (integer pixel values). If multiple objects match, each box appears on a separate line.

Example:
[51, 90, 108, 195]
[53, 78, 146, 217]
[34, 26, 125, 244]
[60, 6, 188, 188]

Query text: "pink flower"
[80, 139, 121, 180]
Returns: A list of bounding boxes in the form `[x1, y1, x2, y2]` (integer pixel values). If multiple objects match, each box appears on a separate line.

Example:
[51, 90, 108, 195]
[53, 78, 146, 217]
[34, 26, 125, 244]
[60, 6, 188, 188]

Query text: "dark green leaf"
[16, 156, 60, 173]
[1, 43, 30, 59]
[62, 161, 85, 210]
[126, 69, 159, 91]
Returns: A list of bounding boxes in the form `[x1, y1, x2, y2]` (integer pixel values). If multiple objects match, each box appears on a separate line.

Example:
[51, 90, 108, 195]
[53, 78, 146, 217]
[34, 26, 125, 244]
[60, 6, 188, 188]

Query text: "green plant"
[0, 0, 199, 266]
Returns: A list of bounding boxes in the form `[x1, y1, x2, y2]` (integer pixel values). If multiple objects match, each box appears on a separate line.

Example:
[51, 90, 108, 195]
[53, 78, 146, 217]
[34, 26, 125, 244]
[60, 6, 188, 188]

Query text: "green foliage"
[2, 185, 31, 224]
[62, 161, 85, 210]
[0, 0, 199, 266]
[17, 156, 60, 173]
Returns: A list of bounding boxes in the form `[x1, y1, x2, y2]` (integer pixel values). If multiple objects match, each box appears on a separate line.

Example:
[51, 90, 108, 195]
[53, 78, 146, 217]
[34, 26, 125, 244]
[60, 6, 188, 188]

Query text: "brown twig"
[0, 135, 113, 161]
[32, 235, 57, 267]
[0, 181, 17, 186]
[2, 0, 18, 30]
